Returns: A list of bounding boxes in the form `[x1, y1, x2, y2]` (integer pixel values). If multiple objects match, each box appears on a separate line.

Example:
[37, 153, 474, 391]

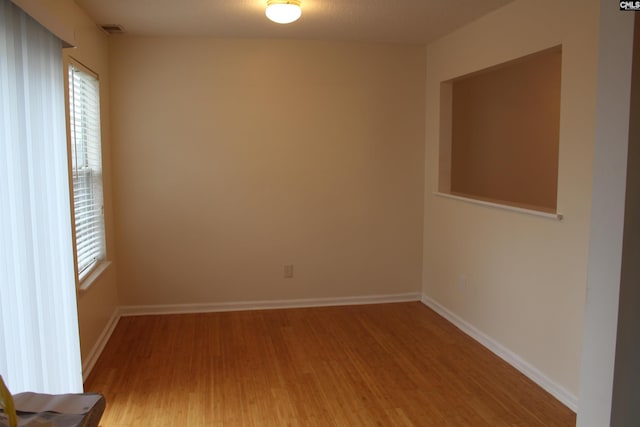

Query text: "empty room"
[1, 0, 638, 426]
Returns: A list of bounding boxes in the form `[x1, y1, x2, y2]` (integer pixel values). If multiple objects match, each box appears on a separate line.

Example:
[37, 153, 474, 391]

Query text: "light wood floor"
[84, 302, 575, 426]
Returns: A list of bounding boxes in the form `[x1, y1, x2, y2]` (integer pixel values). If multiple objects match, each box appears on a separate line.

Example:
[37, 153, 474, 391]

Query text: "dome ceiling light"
[265, 0, 302, 24]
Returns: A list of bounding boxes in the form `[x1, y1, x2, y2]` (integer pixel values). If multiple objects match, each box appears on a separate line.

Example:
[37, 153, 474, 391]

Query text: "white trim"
[81, 292, 577, 412]
[78, 260, 112, 293]
[433, 192, 563, 220]
[81, 294, 420, 381]
[120, 293, 422, 317]
[82, 307, 121, 382]
[420, 294, 578, 412]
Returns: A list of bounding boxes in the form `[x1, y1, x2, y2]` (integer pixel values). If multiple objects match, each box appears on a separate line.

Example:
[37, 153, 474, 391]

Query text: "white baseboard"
[82, 293, 419, 381]
[119, 292, 422, 317]
[82, 307, 121, 382]
[421, 294, 578, 412]
[81, 294, 578, 412]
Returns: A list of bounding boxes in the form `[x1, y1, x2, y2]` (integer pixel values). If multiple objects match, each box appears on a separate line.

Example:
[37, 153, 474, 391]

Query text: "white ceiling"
[75, 0, 516, 44]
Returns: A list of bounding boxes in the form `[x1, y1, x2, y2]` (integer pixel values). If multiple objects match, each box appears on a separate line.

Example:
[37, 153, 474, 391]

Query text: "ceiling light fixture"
[265, 0, 302, 24]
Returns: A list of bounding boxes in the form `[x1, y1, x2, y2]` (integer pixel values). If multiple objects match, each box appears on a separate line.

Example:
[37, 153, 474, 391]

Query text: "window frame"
[64, 57, 108, 289]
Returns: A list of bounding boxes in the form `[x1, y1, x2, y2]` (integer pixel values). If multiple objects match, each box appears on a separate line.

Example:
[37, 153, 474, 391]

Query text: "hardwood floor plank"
[85, 302, 575, 426]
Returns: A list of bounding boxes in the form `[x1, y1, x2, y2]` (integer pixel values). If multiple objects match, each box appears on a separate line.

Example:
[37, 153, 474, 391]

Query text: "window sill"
[433, 192, 563, 221]
[78, 261, 112, 294]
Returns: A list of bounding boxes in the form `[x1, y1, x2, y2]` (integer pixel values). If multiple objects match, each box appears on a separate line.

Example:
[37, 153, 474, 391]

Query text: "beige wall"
[12, 0, 119, 377]
[423, 0, 599, 401]
[109, 38, 426, 306]
[449, 48, 561, 211]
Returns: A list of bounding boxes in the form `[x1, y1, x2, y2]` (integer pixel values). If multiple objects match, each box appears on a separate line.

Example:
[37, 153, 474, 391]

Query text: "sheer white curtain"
[0, 0, 83, 394]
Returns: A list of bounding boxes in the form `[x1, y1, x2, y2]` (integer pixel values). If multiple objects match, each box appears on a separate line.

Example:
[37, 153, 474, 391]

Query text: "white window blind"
[0, 0, 82, 394]
[68, 63, 106, 280]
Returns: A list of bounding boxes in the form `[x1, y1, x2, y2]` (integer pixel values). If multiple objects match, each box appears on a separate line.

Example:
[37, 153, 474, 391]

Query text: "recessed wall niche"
[439, 46, 562, 213]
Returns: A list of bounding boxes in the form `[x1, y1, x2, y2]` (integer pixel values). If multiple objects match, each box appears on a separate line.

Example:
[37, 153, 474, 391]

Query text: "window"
[68, 62, 106, 282]
[439, 46, 562, 214]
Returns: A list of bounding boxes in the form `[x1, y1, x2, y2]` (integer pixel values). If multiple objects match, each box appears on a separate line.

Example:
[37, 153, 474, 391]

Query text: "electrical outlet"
[284, 264, 294, 278]
[458, 274, 467, 291]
